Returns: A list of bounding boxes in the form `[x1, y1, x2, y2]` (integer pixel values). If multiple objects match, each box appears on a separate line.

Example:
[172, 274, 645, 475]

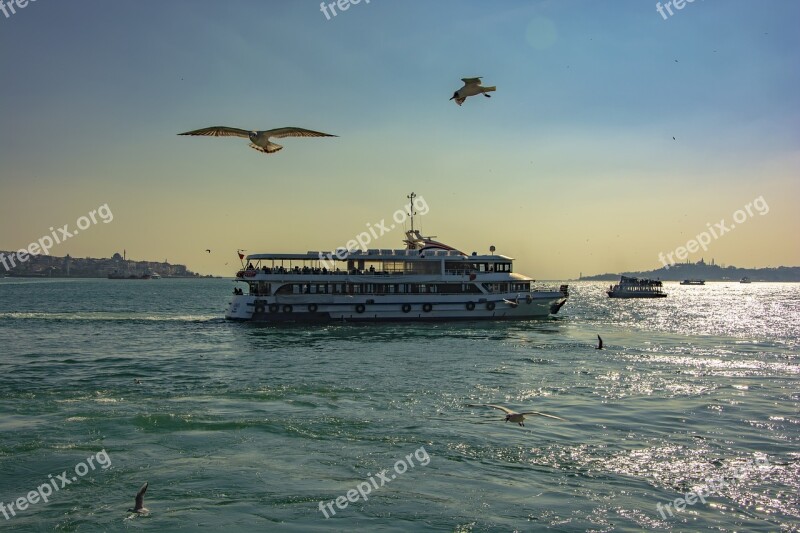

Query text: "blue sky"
[1, 0, 798, 277]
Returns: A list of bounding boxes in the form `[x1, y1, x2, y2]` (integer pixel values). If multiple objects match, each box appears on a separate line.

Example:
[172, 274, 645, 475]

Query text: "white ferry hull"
[225, 293, 567, 322]
[607, 292, 667, 298]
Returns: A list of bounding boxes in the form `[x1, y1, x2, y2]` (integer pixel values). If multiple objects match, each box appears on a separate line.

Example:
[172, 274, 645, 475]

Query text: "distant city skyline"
[1, 1, 798, 279]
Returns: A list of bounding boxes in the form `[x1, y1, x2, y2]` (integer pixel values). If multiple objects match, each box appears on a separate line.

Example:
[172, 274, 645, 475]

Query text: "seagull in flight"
[127, 482, 149, 515]
[450, 77, 496, 106]
[468, 404, 565, 427]
[178, 126, 337, 154]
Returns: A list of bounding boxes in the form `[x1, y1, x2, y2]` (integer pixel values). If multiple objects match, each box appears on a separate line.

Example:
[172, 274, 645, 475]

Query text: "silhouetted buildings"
[0, 251, 197, 278]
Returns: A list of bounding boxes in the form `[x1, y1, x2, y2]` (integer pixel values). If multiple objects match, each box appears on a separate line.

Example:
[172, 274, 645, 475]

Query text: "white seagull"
[469, 404, 565, 427]
[127, 482, 149, 515]
[178, 126, 337, 154]
[450, 77, 496, 106]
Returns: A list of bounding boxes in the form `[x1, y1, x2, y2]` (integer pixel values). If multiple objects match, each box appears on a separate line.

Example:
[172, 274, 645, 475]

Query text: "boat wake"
[0, 312, 222, 323]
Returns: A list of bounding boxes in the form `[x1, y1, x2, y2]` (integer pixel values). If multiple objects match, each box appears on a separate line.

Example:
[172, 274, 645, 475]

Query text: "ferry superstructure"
[225, 199, 568, 323]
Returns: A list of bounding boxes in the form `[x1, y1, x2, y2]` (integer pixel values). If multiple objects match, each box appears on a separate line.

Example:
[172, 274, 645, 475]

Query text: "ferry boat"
[225, 198, 568, 323]
[607, 276, 667, 298]
[680, 279, 705, 285]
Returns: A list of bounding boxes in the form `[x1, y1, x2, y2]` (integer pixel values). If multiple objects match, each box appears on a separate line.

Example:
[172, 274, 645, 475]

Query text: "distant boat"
[607, 276, 667, 298]
[108, 272, 151, 280]
[680, 279, 705, 285]
[740, 277, 752, 284]
[108, 268, 153, 280]
[150, 273, 161, 279]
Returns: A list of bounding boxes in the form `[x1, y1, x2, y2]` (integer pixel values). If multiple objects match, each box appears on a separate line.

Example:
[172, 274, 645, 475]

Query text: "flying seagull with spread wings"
[468, 404, 565, 427]
[178, 126, 337, 154]
[450, 77, 496, 106]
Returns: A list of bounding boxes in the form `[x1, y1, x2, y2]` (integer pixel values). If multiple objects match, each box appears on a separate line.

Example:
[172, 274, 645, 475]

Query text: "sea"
[0, 278, 798, 532]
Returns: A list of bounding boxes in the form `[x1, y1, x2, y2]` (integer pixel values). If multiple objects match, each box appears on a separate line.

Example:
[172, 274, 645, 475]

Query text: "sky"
[1, 0, 798, 279]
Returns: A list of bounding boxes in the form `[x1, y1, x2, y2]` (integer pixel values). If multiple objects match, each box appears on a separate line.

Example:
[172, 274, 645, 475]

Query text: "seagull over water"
[128, 482, 149, 515]
[468, 404, 565, 427]
[450, 77, 496, 106]
[178, 126, 337, 154]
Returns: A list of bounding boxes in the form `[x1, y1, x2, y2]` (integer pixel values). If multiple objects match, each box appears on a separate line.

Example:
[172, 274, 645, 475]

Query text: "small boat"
[680, 279, 705, 285]
[607, 276, 667, 298]
[108, 268, 152, 280]
[740, 277, 751, 284]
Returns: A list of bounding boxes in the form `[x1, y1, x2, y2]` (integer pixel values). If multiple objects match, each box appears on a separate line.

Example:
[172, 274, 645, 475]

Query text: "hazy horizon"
[2, 1, 798, 279]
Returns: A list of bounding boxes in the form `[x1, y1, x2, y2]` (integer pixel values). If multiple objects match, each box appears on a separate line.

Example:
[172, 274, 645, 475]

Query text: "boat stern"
[225, 294, 255, 320]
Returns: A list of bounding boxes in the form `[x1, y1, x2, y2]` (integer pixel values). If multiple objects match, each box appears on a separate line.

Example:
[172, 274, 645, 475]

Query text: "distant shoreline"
[579, 263, 800, 283]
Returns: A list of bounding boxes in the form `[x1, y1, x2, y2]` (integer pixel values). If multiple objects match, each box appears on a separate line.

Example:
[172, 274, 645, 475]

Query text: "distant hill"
[580, 262, 800, 282]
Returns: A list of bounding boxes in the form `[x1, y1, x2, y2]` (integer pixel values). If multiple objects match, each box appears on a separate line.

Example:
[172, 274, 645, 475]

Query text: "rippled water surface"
[0, 279, 798, 531]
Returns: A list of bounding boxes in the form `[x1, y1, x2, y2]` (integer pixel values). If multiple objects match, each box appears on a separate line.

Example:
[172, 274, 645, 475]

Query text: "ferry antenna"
[407, 192, 417, 232]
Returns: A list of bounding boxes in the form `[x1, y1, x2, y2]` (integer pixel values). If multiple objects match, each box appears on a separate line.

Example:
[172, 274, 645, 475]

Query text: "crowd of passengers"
[240, 263, 487, 276]
[243, 263, 387, 276]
